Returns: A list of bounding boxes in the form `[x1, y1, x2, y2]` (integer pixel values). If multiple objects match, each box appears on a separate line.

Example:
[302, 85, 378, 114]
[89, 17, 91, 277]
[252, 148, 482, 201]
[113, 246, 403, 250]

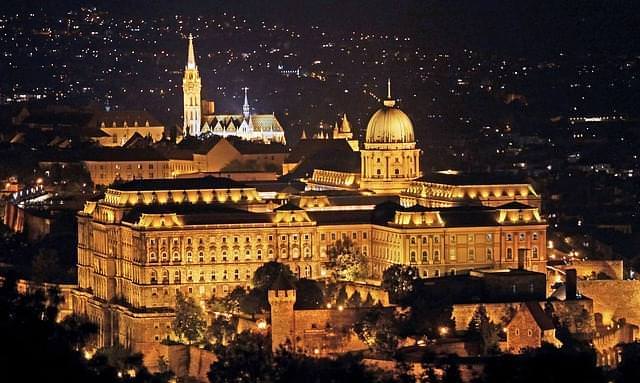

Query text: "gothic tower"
[268, 274, 296, 352]
[360, 79, 421, 194]
[183, 34, 201, 136]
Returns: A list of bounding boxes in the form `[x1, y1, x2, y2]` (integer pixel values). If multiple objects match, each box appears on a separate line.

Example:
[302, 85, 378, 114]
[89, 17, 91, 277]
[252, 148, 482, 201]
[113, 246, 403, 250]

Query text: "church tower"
[360, 79, 421, 194]
[183, 34, 201, 136]
[242, 87, 250, 119]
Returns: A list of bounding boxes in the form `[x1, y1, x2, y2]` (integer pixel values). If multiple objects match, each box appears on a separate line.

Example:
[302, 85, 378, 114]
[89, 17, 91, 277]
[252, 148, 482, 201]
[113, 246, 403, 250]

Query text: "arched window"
[187, 270, 193, 282]
[186, 251, 192, 263]
[421, 251, 428, 262]
[199, 271, 205, 282]
[410, 251, 416, 263]
[507, 248, 513, 260]
[303, 247, 311, 258]
[174, 270, 180, 283]
[434, 250, 440, 262]
[223, 270, 228, 280]
[211, 271, 216, 281]
[149, 252, 157, 262]
[257, 249, 263, 260]
[172, 251, 180, 261]
[234, 269, 239, 280]
[150, 270, 157, 284]
[162, 270, 169, 283]
[532, 246, 539, 259]
[305, 265, 312, 278]
[198, 251, 204, 263]
[161, 251, 168, 262]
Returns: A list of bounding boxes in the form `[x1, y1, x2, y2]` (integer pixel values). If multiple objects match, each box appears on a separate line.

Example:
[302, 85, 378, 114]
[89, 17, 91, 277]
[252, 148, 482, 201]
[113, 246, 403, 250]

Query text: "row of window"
[148, 265, 313, 284]
[408, 246, 540, 263]
[148, 246, 313, 263]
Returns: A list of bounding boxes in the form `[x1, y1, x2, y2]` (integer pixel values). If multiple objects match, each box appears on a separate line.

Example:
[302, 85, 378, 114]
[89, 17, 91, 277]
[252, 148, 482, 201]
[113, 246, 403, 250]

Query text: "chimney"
[565, 269, 577, 300]
[517, 248, 527, 269]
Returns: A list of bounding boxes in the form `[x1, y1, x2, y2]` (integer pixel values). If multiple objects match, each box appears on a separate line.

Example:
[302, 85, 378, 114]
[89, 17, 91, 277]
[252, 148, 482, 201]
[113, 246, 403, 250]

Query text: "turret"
[268, 273, 296, 352]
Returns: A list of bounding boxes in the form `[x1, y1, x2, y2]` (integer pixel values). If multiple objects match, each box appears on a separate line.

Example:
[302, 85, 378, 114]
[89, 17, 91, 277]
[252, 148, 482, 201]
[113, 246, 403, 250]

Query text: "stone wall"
[143, 344, 216, 382]
[566, 260, 624, 280]
[578, 280, 640, 326]
[452, 303, 517, 331]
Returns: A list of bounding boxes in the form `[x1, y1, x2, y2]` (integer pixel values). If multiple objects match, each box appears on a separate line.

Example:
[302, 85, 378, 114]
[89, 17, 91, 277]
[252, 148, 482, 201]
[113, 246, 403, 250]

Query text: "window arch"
[421, 251, 428, 263]
[174, 270, 180, 283]
[150, 270, 157, 284]
[506, 248, 513, 260]
[532, 246, 539, 259]
[410, 251, 416, 262]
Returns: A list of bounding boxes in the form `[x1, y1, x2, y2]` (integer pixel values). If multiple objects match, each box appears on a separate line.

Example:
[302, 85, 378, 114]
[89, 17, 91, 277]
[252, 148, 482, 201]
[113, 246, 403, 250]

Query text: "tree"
[616, 341, 640, 383]
[173, 291, 206, 344]
[294, 278, 324, 309]
[336, 285, 349, 305]
[382, 265, 419, 303]
[326, 238, 366, 281]
[479, 343, 605, 383]
[363, 292, 376, 307]
[208, 331, 275, 383]
[208, 331, 379, 383]
[353, 307, 399, 356]
[252, 261, 296, 291]
[396, 281, 455, 339]
[31, 248, 66, 283]
[348, 290, 363, 307]
[467, 305, 501, 355]
[0, 274, 171, 382]
[207, 315, 238, 345]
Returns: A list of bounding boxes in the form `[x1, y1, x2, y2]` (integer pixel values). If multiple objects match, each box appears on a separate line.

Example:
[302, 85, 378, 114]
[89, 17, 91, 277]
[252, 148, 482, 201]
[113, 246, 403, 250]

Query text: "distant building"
[81, 137, 287, 186]
[182, 36, 286, 144]
[86, 110, 165, 147]
[504, 302, 559, 353]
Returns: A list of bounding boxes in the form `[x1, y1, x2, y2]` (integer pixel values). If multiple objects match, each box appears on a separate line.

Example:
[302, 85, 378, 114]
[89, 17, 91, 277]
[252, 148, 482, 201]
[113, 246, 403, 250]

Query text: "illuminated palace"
[182, 34, 286, 144]
[72, 81, 547, 355]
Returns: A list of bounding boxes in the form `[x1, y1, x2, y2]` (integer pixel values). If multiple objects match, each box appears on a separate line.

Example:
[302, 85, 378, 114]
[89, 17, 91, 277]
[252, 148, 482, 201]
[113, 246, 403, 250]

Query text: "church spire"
[183, 33, 202, 136]
[187, 33, 196, 69]
[383, 78, 395, 107]
[242, 87, 250, 119]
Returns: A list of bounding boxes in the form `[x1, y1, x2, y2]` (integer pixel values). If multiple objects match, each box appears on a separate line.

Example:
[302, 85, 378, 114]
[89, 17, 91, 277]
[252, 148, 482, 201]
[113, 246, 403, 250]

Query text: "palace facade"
[72, 80, 548, 356]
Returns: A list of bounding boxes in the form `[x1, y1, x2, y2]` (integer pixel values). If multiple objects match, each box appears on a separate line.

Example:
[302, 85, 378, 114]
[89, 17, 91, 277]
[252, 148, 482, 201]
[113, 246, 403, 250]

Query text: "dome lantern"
[365, 79, 415, 144]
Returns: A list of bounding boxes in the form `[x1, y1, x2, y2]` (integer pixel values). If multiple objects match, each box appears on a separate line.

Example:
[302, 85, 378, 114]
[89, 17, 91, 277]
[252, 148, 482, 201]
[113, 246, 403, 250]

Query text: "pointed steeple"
[384, 78, 395, 107]
[242, 87, 250, 119]
[187, 33, 196, 69]
[300, 129, 307, 140]
[341, 113, 351, 133]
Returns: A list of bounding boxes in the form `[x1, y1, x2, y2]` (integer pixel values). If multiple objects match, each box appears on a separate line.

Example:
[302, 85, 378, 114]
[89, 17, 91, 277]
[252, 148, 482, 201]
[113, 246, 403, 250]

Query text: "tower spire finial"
[187, 33, 196, 69]
[383, 78, 396, 107]
[242, 87, 250, 118]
